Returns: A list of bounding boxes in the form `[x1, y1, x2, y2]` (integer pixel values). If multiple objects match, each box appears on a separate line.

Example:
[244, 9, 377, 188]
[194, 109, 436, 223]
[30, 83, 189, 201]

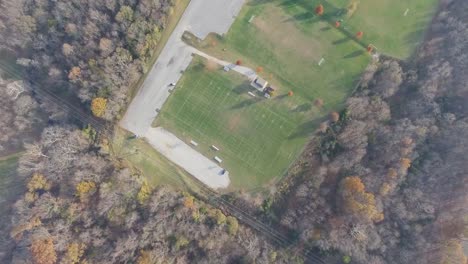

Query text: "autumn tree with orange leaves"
[31, 238, 57, 264]
[68, 66, 81, 80]
[315, 4, 324, 15]
[356, 31, 364, 39]
[330, 111, 340, 122]
[340, 176, 383, 222]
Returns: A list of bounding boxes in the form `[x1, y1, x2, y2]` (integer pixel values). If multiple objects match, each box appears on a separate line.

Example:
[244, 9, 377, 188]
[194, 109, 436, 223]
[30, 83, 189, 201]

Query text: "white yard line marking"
[318, 58, 325, 66]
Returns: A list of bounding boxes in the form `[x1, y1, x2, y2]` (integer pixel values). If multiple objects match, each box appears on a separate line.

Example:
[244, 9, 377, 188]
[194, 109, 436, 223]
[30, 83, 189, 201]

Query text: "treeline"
[273, 0, 468, 263]
[1, 0, 174, 120]
[0, 1, 301, 263]
[0, 77, 44, 154]
[8, 125, 296, 263]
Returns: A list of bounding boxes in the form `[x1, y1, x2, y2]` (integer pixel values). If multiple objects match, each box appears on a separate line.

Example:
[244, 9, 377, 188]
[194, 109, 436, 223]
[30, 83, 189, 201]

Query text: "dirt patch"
[252, 5, 322, 61]
[204, 59, 220, 72]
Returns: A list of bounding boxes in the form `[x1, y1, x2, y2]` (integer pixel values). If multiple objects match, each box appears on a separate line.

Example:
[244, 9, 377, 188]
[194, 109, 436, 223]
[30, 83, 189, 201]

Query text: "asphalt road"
[120, 0, 245, 136]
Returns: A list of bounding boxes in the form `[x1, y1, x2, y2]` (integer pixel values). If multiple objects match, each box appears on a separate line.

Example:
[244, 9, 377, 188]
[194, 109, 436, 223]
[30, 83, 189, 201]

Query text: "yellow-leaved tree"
[76, 181, 96, 201]
[25, 173, 51, 202]
[27, 173, 51, 192]
[340, 176, 383, 222]
[226, 216, 239, 236]
[137, 180, 151, 204]
[63, 243, 85, 264]
[91, 97, 107, 117]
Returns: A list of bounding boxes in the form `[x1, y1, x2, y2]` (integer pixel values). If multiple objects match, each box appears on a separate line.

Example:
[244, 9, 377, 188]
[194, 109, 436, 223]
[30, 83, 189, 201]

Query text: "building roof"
[254, 77, 268, 88]
[250, 77, 268, 92]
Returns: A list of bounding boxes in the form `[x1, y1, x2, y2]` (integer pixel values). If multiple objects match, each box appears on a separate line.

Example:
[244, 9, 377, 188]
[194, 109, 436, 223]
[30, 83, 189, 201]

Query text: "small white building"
[250, 77, 268, 92]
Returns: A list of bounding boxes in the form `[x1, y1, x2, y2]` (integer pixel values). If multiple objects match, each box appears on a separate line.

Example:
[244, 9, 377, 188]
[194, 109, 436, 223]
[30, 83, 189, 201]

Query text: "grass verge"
[128, 0, 191, 100]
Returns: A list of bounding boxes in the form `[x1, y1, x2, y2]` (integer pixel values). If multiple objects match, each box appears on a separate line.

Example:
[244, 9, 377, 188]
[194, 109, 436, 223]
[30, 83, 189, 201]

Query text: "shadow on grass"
[232, 82, 252, 95]
[403, 26, 426, 51]
[288, 117, 323, 139]
[321, 26, 332, 31]
[293, 12, 315, 21]
[274, 94, 289, 100]
[333, 37, 351, 45]
[292, 103, 312, 113]
[343, 50, 365, 59]
[231, 99, 260, 110]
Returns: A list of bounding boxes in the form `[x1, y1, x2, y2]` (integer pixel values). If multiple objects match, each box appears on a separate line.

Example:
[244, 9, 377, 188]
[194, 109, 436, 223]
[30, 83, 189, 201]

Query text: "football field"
[155, 59, 311, 188]
[155, 0, 438, 189]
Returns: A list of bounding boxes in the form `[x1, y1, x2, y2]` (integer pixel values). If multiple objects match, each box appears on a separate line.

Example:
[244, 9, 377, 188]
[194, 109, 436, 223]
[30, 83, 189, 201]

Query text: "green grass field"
[156, 0, 437, 189]
[279, 0, 438, 59]
[187, 3, 370, 112]
[156, 58, 324, 189]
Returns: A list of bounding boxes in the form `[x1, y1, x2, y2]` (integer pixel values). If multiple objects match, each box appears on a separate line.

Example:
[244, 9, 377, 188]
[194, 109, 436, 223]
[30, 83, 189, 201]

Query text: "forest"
[270, 0, 468, 262]
[0, 0, 467, 263]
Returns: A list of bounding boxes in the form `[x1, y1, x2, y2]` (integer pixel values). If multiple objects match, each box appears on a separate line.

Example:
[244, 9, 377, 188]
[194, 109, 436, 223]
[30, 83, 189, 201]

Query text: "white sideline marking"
[404, 8, 410, 16]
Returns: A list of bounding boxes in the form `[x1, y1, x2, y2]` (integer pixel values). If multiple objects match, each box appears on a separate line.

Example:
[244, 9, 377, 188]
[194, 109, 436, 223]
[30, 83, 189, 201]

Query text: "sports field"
[157, 0, 437, 189]
[281, 0, 439, 59]
[185, 2, 370, 113]
[155, 58, 315, 188]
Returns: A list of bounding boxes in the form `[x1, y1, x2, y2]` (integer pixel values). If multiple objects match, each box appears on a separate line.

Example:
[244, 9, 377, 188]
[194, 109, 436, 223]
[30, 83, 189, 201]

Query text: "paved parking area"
[145, 127, 230, 189]
[120, 0, 245, 189]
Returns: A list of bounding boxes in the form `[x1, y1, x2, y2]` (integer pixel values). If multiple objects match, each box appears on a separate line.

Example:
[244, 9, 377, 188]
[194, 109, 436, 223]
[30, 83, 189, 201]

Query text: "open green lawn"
[156, 58, 325, 189]
[280, 0, 438, 59]
[187, 2, 369, 112]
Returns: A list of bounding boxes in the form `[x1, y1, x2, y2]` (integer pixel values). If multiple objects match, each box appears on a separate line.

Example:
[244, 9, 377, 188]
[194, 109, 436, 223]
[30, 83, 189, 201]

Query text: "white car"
[169, 82, 176, 86]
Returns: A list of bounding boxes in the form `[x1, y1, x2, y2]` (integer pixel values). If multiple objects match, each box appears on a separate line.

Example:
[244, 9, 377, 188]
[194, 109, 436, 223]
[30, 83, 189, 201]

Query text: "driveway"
[120, 0, 245, 189]
[120, 0, 245, 136]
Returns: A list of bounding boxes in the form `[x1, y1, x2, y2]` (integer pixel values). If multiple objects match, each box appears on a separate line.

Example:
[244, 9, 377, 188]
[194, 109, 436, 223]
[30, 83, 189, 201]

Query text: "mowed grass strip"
[111, 127, 190, 188]
[155, 59, 312, 188]
[280, 0, 438, 59]
[0, 153, 24, 214]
